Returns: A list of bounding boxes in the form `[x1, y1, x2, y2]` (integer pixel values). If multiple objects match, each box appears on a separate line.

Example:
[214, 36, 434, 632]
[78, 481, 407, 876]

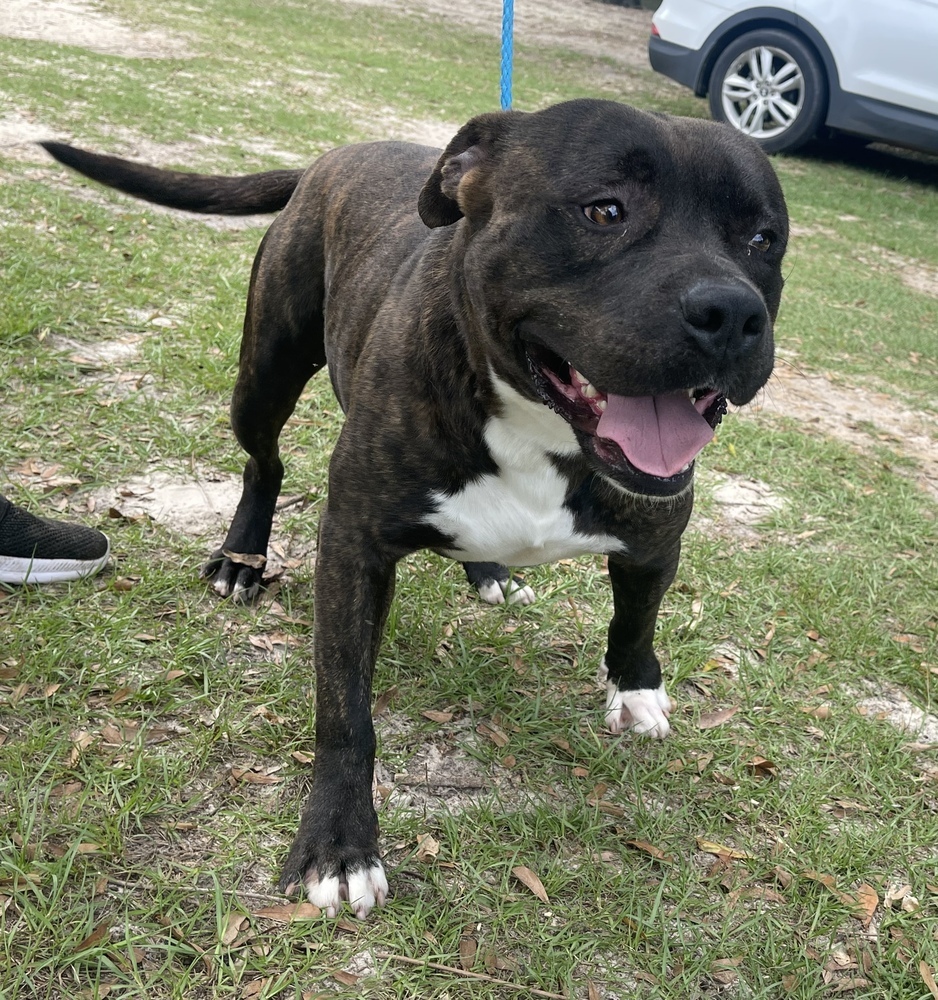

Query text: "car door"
[798, 0, 938, 114]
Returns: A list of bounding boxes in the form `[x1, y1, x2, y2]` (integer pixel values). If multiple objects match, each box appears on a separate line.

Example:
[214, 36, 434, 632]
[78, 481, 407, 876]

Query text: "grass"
[1, 1, 937, 998]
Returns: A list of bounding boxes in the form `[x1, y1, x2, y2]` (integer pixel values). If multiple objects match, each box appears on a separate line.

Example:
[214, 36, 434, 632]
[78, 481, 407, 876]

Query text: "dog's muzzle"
[525, 343, 728, 496]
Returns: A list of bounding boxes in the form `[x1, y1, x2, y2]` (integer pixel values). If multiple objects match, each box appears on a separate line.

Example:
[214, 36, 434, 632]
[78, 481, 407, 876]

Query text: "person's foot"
[0, 494, 110, 584]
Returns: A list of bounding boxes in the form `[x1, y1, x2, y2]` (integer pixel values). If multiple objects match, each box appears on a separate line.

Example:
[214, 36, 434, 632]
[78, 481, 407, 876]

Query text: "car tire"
[708, 29, 827, 154]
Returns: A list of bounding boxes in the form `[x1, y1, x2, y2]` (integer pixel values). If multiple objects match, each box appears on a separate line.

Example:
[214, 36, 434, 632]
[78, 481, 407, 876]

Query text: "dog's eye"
[583, 200, 626, 227]
[748, 232, 772, 252]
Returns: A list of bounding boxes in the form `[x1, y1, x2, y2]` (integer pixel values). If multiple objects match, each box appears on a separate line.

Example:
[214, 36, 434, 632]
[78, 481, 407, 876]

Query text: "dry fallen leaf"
[844, 882, 880, 925]
[421, 709, 454, 723]
[804, 872, 879, 926]
[476, 721, 509, 747]
[74, 921, 110, 953]
[332, 971, 359, 987]
[697, 706, 740, 729]
[223, 550, 266, 569]
[774, 866, 794, 889]
[920, 960, 938, 1000]
[221, 912, 249, 946]
[829, 979, 871, 993]
[746, 756, 778, 778]
[512, 865, 549, 903]
[415, 833, 441, 861]
[252, 903, 321, 922]
[372, 685, 398, 717]
[803, 869, 838, 890]
[459, 936, 477, 971]
[229, 767, 282, 785]
[696, 839, 753, 860]
[626, 839, 675, 864]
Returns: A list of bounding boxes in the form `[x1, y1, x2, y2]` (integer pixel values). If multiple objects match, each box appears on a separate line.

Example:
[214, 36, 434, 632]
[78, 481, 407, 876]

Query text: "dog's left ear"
[418, 111, 521, 228]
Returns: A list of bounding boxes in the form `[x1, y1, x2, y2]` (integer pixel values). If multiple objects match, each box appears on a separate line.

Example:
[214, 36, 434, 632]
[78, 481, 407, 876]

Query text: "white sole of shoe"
[0, 544, 110, 584]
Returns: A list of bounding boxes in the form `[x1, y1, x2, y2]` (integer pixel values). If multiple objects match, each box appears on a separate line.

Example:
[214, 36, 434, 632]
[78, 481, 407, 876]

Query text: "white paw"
[477, 578, 535, 606]
[599, 657, 672, 738]
[305, 861, 388, 920]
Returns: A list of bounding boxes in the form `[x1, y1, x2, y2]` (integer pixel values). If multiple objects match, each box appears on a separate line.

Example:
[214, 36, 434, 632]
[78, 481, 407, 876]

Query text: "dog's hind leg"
[203, 220, 326, 602]
[462, 561, 535, 606]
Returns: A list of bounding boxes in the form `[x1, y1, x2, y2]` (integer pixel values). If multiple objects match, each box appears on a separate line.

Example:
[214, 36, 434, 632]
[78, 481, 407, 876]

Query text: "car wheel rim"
[721, 45, 805, 139]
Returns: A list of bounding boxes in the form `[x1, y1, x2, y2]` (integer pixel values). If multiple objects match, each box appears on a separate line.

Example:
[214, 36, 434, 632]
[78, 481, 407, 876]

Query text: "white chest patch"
[425, 376, 625, 567]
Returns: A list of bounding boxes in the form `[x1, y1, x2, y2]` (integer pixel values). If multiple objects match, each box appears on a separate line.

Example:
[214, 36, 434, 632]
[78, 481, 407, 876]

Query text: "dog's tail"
[41, 142, 304, 215]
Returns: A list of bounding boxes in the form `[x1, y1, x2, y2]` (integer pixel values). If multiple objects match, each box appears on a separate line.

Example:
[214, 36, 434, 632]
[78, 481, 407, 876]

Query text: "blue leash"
[500, 0, 514, 109]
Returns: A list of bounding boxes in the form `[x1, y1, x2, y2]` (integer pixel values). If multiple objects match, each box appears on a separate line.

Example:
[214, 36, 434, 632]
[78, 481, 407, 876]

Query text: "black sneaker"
[0, 494, 110, 584]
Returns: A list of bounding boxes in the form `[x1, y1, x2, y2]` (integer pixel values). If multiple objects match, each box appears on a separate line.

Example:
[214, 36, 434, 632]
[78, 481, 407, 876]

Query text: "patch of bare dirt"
[89, 468, 318, 583]
[743, 361, 938, 501]
[338, 0, 653, 69]
[691, 472, 787, 547]
[375, 732, 493, 815]
[0, 111, 54, 163]
[349, 106, 461, 150]
[92, 469, 245, 537]
[858, 245, 938, 299]
[2, 0, 193, 58]
[855, 681, 938, 744]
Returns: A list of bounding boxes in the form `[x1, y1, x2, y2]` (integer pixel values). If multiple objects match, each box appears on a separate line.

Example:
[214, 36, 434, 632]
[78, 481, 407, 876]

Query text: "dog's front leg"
[279, 505, 394, 919]
[600, 553, 678, 739]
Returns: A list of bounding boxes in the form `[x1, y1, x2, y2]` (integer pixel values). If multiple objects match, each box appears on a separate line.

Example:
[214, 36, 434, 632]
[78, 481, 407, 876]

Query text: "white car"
[648, 0, 938, 154]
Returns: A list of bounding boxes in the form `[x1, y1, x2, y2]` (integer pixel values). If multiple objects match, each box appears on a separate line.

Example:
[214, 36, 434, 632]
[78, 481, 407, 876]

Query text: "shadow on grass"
[792, 135, 938, 187]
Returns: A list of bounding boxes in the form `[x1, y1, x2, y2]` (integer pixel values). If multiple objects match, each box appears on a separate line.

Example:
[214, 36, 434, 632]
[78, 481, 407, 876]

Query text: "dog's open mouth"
[525, 343, 727, 494]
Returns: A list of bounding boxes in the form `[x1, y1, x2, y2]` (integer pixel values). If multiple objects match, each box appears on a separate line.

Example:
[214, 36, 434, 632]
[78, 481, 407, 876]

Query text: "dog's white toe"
[347, 862, 389, 920]
[504, 578, 535, 605]
[305, 873, 343, 917]
[477, 580, 506, 605]
[477, 577, 535, 606]
[231, 580, 260, 603]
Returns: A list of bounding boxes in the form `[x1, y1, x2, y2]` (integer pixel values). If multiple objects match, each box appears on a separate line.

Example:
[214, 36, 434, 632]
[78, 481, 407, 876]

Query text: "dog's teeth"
[570, 368, 600, 398]
[596, 398, 607, 412]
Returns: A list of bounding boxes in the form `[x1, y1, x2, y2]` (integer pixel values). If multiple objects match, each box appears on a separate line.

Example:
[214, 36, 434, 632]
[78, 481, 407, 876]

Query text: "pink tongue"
[596, 393, 714, 478]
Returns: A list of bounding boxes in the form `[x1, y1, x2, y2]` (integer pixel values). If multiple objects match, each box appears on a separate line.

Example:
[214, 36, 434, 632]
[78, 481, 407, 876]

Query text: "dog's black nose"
[680, 280, 768, 359]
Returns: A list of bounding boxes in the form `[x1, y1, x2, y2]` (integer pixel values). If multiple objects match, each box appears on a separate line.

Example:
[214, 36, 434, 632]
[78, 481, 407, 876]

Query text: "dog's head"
[419, 99, 788, 497]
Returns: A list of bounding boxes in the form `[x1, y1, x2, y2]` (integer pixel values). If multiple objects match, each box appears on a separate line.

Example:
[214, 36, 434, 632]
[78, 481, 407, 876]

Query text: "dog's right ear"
[418, 111, 520, 228]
